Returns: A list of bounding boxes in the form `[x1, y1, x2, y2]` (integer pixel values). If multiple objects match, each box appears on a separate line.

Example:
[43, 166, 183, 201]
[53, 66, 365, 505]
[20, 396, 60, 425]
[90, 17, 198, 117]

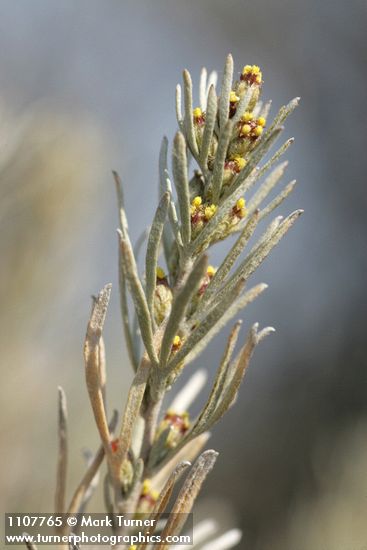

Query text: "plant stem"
[141, 392, 164, 469]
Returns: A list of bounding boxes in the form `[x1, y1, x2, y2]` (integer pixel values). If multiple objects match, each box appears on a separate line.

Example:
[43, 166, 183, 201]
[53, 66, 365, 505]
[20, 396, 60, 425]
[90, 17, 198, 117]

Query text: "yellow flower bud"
[230, 91, 239, 103]
[172, 335, 182, 349]
[193, 107, 202, 118]
[242, 111, 253, 122]
[207, 265, 216, 277]
[192, 195, 202, 208]
[254, 125, 263, 137]
[142, 479, 152, 495]
[241, 124, 251, 136]
[257, 116, 266, 127]
[236, 198, 246, 210]
[156, 266, 166, 280]
[204, 204, 217, 220]
[151, 489, 160, 500]
[242, 65, 252, 75]
[233, 156, 247, 170]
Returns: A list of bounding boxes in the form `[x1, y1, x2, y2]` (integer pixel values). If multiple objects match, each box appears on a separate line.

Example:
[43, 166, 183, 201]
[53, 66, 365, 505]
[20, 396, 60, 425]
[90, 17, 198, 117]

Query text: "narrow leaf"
[258, 180, 297, 221]
[257, 137, 294, 179]
[165, 278, 245, 374]
[156, 450, 218, 550]
[224, 210, 303, 293]
[114, 172, 138, 370]
[246, 161, 288, 214]
[151, 432, 210, 481]
[269, 97, 300, 131]
[192, 322, 242, 434]
[118, 235, 138, 371]
[117, 356, 151, 464]
[209, 324, 274, 426]
[199, 67, 208, 111]
[206, 70, 218, 94]
[84, 285, 113, 454]
[67, 411, 118, 514]
[158, 137, 174, 262]
[199, 85, 217, 170]
[159, 255, 208, 368]
[198, 210, 260, 311]
[219, 54, 233, 128]
[187, 283, 268, 365]
[119, 234, 158, 365]
[163, 169, 183, 248]
[175, 84, 183, 125]
[230, 86, 254, 126]
[112, 170, 128, 232]
[55, 386, 68, 514]
[145, 192, 170, 317]
[158, 136, 169, 197]
[137, 462, 191, 550]
[183, 69, 199, 156]
[172, 132, 191, 245]
[211, 120, 234, 203]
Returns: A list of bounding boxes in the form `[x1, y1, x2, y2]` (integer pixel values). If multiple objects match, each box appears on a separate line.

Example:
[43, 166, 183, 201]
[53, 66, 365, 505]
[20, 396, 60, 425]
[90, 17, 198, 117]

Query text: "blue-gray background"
[1, 1, 366, 549]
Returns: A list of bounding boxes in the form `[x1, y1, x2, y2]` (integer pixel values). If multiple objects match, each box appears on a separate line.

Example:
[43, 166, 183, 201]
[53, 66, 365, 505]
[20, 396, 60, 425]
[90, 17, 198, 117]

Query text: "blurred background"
[1, 1, 366, 549]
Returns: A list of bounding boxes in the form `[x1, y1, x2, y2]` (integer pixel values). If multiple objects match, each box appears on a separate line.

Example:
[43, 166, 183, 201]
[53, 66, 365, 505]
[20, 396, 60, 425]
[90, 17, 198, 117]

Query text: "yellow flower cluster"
[197, 265, 217, 297]
[156, 410, 190, 449]
[141, 479, 159, 501]
[233, 197, 247, 219]
[241, 64, 262, 85]
[229, 90, 240, 117]
[239, 111, 266, 140]
[193, 106, 205, 125]
[230, 91, 240, 104]
[137, 479, 159, 514]
[172, 334, 183, 351]
[223, 155, 247, 186]
[190, 196, 218, 236]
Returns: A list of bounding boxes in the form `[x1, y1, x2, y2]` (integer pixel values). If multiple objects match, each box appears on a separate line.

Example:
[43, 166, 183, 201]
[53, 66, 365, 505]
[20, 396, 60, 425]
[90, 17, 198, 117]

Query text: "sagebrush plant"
[47, 55, 301, 550]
